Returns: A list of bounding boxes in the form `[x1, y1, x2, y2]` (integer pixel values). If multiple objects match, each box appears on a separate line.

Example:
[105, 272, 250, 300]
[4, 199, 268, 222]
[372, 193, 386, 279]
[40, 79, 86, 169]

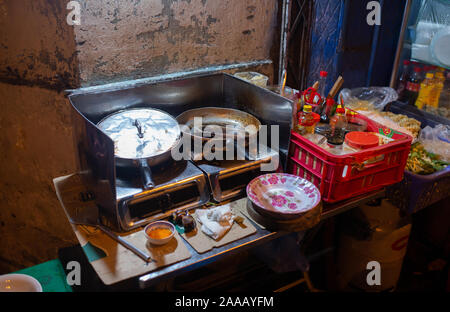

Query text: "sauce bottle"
[297, 104, 317, 135]
[415, 72, 434, 109]
[405, 67, 422, 105]
[329, 105, 347, 141]
[320, 98, 334, 123]
[397, 60, 411, 101]
[429, 71, 445, 108]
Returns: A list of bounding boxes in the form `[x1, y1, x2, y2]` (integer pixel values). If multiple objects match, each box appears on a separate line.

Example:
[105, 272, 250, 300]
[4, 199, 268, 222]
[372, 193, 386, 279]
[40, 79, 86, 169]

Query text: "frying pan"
[176, 107, 261, 147]
[97, 108, 181, 190]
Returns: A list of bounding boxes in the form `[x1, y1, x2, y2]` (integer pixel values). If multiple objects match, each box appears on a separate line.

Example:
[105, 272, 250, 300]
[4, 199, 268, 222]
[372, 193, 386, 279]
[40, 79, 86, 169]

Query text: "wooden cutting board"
[72, 225, 191, 285]
[54, 173, 192, 285]
[181, 199, 257, 254]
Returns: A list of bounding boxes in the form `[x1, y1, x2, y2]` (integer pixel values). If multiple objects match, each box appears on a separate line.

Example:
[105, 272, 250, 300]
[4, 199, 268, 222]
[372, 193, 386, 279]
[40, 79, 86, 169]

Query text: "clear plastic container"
[234, 71, 269, 88]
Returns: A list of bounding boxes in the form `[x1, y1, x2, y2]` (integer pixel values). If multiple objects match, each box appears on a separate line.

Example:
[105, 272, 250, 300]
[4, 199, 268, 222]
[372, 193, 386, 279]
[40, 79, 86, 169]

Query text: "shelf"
[410, 57, 450, 71]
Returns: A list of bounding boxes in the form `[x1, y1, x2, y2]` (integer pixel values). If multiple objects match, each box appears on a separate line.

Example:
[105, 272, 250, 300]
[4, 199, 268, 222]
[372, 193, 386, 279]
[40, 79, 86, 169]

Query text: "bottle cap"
[403, 60, 411, 65]
[336, 105, 345, 114]
[345, 132, 379, 149]
[425, 73, 434, 79]
[320, 71, 328, 77]
[414, 67, 422, 72]
[303, 105, 312, 113]
[326, 98, 334, 106]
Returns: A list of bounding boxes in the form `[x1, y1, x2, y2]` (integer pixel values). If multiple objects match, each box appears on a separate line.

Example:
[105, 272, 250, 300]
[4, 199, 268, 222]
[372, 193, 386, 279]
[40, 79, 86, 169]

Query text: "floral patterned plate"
[246, 173, 321, 220]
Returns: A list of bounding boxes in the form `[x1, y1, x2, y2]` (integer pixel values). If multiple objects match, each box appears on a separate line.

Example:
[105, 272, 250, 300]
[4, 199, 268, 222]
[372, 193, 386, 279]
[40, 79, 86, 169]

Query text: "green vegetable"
[406, 142, 449, 175]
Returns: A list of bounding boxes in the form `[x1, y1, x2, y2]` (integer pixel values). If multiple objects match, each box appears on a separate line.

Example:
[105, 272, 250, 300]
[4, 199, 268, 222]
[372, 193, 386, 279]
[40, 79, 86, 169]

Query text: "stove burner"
[115, 157, 179, 182]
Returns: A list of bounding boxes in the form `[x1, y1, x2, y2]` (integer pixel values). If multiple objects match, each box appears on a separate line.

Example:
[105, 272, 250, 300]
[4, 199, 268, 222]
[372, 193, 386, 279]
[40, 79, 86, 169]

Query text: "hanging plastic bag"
[339, 87, 398, 111]
[412, 0, 450, 67]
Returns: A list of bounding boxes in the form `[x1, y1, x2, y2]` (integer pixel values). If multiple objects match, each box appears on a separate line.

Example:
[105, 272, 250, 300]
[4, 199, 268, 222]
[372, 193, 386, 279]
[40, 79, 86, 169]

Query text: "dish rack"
[287, 113, 412, 203]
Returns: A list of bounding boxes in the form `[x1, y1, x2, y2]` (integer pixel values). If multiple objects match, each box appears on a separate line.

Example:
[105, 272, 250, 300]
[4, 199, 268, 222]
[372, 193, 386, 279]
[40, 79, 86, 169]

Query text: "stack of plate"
[246, 173, 322, 231]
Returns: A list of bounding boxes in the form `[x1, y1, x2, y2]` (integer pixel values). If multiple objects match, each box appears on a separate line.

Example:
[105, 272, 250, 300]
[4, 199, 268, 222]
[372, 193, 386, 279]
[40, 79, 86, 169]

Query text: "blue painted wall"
[307, 0, 346, 93]
[307, 0, 405, 92]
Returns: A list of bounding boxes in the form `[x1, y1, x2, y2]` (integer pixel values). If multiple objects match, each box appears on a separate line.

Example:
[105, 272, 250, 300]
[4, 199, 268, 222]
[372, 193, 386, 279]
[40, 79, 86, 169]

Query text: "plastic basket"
[386, 167, 450, 214]
[287, 113, 412, 203]
[385, 101, 450, 213]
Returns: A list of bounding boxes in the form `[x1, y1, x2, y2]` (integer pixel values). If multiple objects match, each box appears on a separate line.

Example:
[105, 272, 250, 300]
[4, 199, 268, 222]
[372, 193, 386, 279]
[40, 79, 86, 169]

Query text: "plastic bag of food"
[339, 87, 398, 111]
[419, 124, 450, 162]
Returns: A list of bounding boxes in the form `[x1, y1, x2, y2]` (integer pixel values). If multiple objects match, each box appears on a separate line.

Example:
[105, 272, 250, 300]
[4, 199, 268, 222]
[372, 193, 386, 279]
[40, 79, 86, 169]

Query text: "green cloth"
[82, 242, 107, 262]
[15, 259, 72, 292]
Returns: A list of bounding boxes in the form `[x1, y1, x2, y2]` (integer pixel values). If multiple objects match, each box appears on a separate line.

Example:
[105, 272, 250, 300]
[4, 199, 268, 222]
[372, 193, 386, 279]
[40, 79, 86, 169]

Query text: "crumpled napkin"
[196, 204, 236, 240]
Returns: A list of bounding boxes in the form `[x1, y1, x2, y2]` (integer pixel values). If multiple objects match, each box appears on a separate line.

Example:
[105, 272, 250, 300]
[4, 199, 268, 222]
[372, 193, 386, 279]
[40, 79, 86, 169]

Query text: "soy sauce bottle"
[320, 98, 334, 123]
[404, 67, 422, 105]
[397, 60, 411, 101]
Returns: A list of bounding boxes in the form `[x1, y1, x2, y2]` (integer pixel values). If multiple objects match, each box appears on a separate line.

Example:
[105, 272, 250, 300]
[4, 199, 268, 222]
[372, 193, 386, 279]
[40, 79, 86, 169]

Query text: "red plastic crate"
[287, 113, 412, 203]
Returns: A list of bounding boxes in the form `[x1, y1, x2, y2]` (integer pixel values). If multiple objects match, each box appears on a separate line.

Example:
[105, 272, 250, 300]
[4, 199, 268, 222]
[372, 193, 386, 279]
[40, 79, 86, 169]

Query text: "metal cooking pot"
[176, 107, 261, 147]
[97, 108, 181, 189]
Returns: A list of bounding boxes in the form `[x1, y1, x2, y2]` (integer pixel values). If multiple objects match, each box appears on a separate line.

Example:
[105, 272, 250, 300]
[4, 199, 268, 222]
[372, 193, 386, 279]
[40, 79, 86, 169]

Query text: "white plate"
[0, 274, 43, 292]
[247, 173, 321, 220]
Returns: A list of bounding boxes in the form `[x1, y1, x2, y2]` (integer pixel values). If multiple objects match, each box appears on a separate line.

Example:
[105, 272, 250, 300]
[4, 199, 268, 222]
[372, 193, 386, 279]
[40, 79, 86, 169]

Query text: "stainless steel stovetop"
[68, 73, 291, 232]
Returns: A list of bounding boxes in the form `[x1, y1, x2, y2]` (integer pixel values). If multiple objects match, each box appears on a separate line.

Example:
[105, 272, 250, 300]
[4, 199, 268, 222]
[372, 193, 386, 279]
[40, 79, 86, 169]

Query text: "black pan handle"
[133, 119, 144, 138]
[139, 159, 154, 190]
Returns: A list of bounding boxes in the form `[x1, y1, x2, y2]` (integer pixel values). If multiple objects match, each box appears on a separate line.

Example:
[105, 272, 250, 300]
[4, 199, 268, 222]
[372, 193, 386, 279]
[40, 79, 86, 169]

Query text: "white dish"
[0, 274, 43, 292]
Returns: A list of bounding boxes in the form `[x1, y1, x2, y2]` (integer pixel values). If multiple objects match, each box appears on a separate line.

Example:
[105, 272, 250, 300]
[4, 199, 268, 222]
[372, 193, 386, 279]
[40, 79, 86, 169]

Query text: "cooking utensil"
[246, 173, 321, 220]
[176, 107, 261, 146]
[326, 76, 344, 99]
[98, 225, 153, 262]
[54, 175, 154, 262]
[302, 87, 322, 106]
[97, 108, 181, 190]
[312, 80, 319, 90]
[281, 69, 287, 96]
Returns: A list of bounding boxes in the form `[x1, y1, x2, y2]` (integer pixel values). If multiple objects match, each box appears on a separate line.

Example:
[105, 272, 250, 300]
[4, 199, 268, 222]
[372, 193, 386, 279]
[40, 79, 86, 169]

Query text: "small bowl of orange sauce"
[144, 221, 175, 245]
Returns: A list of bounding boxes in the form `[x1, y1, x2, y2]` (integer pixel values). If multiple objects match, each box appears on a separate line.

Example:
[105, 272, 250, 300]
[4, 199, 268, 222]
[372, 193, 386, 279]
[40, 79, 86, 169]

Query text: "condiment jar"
[344, 131, 379, 150]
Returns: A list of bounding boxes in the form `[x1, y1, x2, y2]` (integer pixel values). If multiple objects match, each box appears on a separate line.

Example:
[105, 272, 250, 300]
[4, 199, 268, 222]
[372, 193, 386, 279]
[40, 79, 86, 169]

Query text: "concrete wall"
[0, 0, 80, 273]
[0, 0, 280, 273]
[75, 0, 279, 86]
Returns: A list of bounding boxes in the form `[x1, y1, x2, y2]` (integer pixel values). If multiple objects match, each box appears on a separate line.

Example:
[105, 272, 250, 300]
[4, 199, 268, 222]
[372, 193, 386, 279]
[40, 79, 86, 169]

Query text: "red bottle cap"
[336, 105, 345, 114]
[320, 71, 328, 77]
[414, 67, 422, 72]
[345, 132, 379, 149]
[326, 98, 334, 106]
[403, 60, 410, 65]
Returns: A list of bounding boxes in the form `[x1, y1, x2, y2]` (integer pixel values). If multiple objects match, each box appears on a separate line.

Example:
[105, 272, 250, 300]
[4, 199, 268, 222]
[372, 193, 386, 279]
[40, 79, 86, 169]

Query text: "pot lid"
[97, 108, 181, 159]
[345, 131, 379, 149]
